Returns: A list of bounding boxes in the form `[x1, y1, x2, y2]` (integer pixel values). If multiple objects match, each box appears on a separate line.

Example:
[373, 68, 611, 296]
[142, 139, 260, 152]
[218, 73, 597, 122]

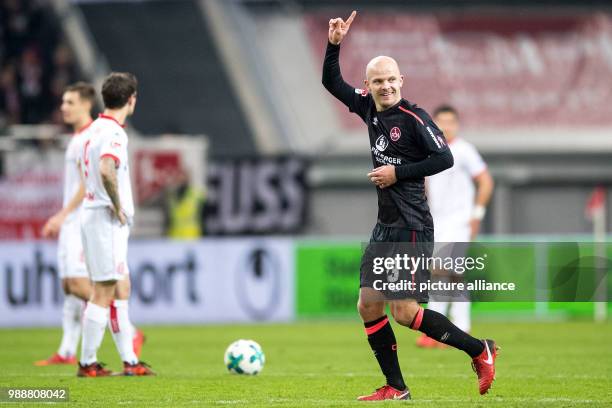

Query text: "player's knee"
[390, 302, 419, 327]
[114, 278, 131, 300]
[357, 299, 383, 320]
[91, 281, 117, 307]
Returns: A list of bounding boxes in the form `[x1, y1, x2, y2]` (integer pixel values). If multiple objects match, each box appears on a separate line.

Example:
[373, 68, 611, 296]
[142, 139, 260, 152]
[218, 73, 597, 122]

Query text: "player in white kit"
[418, 105, 494, 348]
[35, 83, 95, 366]
[77, 72, 153, 377]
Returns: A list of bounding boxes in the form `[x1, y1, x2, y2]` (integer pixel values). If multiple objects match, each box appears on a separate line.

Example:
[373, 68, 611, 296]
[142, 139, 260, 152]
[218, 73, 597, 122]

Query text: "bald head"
[364, 56, 403, 112]
[366, 56, 400, 80]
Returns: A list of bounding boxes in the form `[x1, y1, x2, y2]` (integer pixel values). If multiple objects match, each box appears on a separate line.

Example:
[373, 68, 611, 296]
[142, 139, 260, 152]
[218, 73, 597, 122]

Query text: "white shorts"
[80, 207, 130, 282]
[58, 219, 89, 279]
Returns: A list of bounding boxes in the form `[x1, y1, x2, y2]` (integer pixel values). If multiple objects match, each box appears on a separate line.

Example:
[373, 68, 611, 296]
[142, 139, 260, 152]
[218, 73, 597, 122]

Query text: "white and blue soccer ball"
[224, 339, 265, 375]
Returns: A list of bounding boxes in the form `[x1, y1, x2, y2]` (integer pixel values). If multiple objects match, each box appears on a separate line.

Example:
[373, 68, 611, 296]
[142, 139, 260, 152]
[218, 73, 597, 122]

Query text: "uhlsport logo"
[375, 135, 389, 152]
[390, 127, 401, 142]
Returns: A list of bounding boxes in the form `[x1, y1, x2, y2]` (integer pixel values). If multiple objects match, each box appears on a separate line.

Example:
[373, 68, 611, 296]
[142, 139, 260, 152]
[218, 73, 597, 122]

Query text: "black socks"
[365, 315, 407, 391]
[412, 308, 484, 358]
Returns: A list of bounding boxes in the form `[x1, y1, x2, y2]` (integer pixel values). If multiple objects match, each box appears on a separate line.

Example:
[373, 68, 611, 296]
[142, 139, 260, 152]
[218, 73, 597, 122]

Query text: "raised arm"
[322, 11, 359, 106]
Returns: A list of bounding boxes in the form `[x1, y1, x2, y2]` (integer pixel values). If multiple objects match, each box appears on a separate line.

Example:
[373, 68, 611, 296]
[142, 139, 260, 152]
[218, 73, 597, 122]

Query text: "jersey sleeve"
[100, 132, 126, 168]
[462, 142, 487, 178]
[322, 42, 371, 122]
[411, 108, 450, 155]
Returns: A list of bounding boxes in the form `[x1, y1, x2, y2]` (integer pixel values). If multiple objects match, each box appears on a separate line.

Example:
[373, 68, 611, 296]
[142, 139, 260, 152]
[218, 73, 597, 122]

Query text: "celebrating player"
[35, 83, 95, 366]
[322, 11, 498, 400]
[78, 72, 153, 377]
[418, 105, 494, 348]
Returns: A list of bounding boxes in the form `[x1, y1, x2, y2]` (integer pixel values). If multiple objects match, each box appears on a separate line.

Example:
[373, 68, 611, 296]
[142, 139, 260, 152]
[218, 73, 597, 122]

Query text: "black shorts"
[360, 223, 433, 302]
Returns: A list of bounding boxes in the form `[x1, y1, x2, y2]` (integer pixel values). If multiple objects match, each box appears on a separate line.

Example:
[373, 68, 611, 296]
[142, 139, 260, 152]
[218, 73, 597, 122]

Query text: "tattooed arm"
[100, 157, 126, 225]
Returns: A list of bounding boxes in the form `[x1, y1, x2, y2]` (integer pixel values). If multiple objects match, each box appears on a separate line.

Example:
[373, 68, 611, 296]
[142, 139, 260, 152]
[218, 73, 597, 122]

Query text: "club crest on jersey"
[375, 135, 389, 152]
[390, 127, 401, 142]
[372, 117, 378, 126]
[355, 88, 368, 97]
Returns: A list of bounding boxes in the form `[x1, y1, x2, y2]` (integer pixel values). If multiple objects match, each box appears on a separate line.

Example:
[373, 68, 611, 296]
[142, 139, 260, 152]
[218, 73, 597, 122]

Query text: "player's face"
[60, 91, 90, 126]
[434, 112, 459, 141]
[365, 58, 403, 111]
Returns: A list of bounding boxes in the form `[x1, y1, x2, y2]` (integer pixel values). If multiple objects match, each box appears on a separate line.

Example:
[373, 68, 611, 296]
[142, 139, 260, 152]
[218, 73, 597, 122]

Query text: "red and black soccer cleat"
[133, 329, 146, 358]
[471, 339, 500, 395]
[77, 362, 113, 377]
[357, 385, 411, 401]
[122, 361, 155, 376]
[34, 353, 77, 366]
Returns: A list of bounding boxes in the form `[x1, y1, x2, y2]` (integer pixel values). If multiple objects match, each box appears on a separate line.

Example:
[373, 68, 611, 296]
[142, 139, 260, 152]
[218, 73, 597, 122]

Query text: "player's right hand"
[111, 207, 127, 225]
[42, 213, 63, 238]
[328, 10, 356, 45]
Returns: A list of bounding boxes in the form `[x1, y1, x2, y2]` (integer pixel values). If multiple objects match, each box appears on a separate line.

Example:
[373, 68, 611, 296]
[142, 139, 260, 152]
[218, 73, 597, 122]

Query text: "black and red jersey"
[323, 42, 453, 230]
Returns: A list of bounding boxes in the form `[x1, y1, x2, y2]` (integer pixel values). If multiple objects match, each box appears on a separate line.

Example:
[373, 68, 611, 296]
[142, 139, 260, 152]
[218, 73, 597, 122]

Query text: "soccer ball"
[224, 339, 265, 375]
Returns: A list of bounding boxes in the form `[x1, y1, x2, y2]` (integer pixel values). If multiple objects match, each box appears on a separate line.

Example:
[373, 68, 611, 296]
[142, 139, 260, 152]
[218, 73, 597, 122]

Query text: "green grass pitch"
[1, 320, 611, 407]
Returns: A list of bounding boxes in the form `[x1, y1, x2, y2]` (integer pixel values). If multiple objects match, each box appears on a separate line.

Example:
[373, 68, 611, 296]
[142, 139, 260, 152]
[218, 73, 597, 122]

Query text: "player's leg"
[79, 280, 115, 376]
[110, 278, 138, 364]
[109, 221, 154, 376]
[390, 298, 482, 354]
[58, 234, 92, 360]
[417, 270, 449, 348]
[35, 227, 87, 366]
[56, 279, 85, 360]
[77, 208, 116, 377]
[112, 277, 145, 359]
[397, 300, 498, 395]
[356, 223, 411, 400]
[113, 278, 153, 375]
[396, 227, 498, 395]
[34, 279, 81, 366]
[357, 289, 410, 401]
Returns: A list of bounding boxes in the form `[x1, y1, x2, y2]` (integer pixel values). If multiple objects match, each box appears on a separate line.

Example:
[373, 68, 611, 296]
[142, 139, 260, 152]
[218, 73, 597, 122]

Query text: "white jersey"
[427, 138, 486, 240]
[82, 114, 134, 219]
[62, 122, 92, 224]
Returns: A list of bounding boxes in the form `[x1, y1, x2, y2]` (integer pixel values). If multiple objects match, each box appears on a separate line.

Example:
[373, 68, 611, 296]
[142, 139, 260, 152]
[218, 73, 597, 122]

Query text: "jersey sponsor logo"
[426, 126, 442, 148]
[355, 88, 368, 96]
[371, 147, 402, 165]
[390, 127, 401, 142]
[375, 135, 389, 152]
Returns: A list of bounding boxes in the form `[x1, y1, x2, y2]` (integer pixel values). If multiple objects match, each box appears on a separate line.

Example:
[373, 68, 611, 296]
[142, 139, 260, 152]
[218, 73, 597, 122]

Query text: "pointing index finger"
[345, 10, 357, 27]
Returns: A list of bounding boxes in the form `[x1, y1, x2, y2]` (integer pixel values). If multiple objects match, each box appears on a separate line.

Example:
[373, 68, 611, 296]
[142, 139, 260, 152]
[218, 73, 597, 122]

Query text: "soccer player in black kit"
[322, 11, 499, 401]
